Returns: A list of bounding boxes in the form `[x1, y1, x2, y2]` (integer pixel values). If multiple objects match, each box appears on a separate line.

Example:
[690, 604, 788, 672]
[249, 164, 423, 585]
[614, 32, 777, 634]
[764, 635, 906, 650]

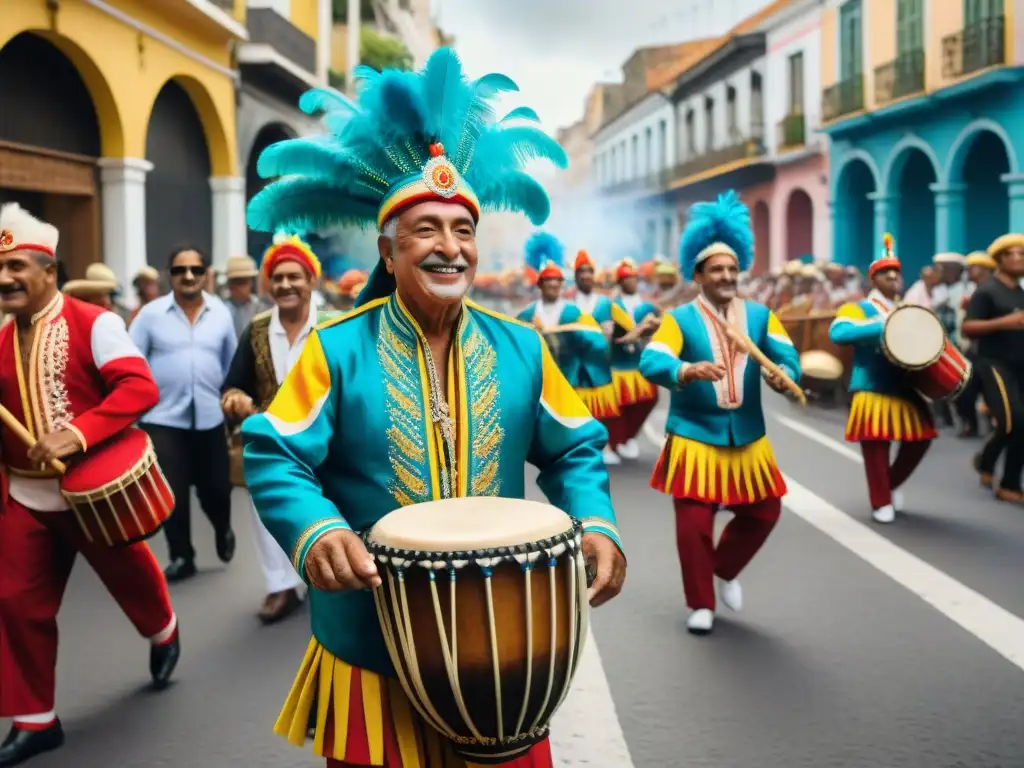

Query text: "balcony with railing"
[942, 16, 1006, 79]
[874, 49, 925, 106]
[245, 7, 317, 74]
[661, 127, 766, 188]
[777, 112, 805, 150]
[600, 172, 665, 197]
[822, 75, 864, 122]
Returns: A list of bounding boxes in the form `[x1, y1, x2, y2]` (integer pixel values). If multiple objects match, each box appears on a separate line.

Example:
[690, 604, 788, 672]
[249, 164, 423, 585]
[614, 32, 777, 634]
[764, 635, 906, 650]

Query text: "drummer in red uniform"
[828, 235, 937, 524]
[0, 204, 180, 767]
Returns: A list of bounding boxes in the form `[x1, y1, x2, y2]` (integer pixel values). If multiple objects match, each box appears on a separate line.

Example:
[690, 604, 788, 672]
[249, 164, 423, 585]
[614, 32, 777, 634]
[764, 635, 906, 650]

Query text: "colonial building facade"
[822, 0, 1024, 275]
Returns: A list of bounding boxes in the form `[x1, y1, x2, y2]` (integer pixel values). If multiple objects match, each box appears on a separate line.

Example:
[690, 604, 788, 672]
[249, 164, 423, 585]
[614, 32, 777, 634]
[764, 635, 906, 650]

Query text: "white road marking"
[774, 413, 863, 463]
[550, 626, 636, 766]
[784, 475, 1024, 674]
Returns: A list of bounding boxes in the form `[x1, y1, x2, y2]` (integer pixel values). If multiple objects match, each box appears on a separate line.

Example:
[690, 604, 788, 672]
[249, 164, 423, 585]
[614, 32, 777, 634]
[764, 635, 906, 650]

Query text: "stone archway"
[246, 123, 297, 261]
[785, 188, 814, 261]
[144, 80, 214, 268]
[890, 148, 937, 275]
[0, 32, 107, 279]
[950, 130, 1012, 251]
[834, 158, 877, 271]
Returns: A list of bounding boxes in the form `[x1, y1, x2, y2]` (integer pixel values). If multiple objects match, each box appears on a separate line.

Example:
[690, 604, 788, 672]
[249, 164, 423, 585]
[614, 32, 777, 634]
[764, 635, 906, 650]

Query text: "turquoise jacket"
[243, 293, 622, 675]
[639, 296, 800, 447]
[572, 295, 615, 389]
[828, 291, 910, 396]
[611, 296, 658, 371]
[516, 300, 608, 387]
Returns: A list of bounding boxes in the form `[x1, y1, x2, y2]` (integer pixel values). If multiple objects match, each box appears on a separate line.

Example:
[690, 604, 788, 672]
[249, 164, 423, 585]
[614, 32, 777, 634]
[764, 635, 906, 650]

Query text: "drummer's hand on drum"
[678, 361, 727, 384]
[305, 529, 382, 592]
[27, 428, 83, 464]
[582, 532, 627, 608]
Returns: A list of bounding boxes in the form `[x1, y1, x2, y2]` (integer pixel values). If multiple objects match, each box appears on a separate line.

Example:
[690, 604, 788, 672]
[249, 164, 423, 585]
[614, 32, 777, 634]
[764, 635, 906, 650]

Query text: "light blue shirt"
[129, 292, 237, 430]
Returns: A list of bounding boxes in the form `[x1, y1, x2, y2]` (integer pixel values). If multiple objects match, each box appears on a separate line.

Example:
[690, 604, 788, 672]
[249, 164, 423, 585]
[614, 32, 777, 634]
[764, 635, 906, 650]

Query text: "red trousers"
[673, 497, 781, 611]
[606, 397, 657, 448]
[0, 498, 175, 717]
[859, 440, 931, 510]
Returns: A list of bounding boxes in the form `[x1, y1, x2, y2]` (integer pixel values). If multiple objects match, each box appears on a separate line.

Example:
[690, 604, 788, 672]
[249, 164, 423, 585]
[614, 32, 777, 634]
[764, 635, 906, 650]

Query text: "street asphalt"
[5, 394, 1024, 768]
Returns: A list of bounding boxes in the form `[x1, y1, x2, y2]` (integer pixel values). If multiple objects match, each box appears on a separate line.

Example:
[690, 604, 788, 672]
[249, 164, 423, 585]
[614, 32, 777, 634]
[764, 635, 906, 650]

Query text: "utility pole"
[346, 0, 361, 96]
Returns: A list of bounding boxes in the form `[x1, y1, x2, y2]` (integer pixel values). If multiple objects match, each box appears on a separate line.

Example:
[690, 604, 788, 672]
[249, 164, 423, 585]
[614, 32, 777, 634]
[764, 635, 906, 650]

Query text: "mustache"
[420, 253, 469, 269]
[0, 284, 25, 294]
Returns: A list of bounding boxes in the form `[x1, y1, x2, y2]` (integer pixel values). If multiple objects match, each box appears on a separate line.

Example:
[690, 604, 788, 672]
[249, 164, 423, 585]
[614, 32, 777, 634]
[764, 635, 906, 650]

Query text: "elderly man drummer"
[242, 50, 625, 768]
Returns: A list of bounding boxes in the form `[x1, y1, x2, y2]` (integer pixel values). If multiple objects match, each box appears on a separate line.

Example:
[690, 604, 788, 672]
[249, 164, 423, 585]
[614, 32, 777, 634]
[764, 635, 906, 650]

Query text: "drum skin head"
[885, 305, 944, 368]
[368, 497, 572, 551]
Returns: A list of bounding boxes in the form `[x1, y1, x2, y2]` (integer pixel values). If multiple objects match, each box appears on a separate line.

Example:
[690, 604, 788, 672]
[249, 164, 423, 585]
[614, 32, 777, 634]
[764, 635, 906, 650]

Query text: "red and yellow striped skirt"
[575, 382, 620, 420]
[650, 435, 787, 506]
[275, 638, 553, 767]
[611, 369, 657, 407]
[845, 392, 936, 443]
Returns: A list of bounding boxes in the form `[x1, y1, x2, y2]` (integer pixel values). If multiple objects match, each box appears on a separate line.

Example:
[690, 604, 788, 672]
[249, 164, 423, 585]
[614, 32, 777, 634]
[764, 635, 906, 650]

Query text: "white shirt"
[575, 291, 599, 316]
[534, 299, 566, 328]
[269, 305, 318, 385]
[902, 279, 931, 307]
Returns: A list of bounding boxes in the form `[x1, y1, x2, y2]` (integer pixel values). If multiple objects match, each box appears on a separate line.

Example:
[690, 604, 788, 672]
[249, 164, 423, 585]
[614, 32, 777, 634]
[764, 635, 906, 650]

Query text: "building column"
[209, 176, 247, 270]
[98, 157, 152, 303]
[867, 192, 893, 249]
[1002, 173, 1024, 235]
[930, 182, 966, 253]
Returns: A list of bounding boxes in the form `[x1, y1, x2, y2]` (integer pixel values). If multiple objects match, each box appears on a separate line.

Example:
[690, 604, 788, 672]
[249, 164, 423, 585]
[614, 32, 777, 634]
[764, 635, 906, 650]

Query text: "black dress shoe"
[150, 630, 180, 690]
[215, 528, 236, 564]
[164, 558, 197, 583]
[0, 721, 65, 767]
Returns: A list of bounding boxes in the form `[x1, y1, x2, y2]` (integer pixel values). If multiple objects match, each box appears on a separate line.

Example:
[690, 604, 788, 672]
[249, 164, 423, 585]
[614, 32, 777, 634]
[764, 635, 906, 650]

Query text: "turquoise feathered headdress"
[524, 231, 565, 281]
[247, 47, 565, 235]
[679, 190, 754, 278]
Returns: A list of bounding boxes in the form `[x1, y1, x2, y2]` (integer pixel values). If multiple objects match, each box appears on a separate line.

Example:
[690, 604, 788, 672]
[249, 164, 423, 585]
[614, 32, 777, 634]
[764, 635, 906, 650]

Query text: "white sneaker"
[686, 608, 714, 635]
[617, 439, 640, 460]
[717, 578, 743, 612]
[872, 504, 896, 524]
[602, 447, 621, 465]
[891, 489, 904, 512]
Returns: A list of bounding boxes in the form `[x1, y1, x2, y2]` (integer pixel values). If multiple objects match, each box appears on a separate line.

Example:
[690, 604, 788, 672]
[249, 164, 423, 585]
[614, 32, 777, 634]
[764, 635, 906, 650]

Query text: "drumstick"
[0, 403, 66, 473]
[703, 312, 807, 406]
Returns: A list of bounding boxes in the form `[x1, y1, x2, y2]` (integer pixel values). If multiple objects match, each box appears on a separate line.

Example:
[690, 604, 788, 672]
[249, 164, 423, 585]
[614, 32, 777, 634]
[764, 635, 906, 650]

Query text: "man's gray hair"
[24, 250, 56, 268]
[381, 217, 398, 243]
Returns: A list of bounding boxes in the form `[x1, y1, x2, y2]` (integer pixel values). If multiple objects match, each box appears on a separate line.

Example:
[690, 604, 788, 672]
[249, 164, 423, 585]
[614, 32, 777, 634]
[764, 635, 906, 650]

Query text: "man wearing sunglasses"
[129, 246, 238, 582]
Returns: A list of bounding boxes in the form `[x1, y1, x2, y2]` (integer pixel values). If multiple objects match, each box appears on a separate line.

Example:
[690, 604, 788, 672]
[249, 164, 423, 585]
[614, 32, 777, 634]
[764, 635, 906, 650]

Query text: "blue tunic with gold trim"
[828, 290, 936, 443]
[243, 293, 622, 677]
[571, 294, 619, 419]
[515, 300, 607, 392]
[610, 296, 658, 406]
[639, 295, 800, 506]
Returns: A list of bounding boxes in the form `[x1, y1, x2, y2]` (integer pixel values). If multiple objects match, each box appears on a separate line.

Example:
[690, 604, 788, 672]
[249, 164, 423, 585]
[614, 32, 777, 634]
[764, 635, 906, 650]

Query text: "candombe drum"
[881, 304, 973, 401]
[363, 497, 588, 764]
[59, 427, 175, 547]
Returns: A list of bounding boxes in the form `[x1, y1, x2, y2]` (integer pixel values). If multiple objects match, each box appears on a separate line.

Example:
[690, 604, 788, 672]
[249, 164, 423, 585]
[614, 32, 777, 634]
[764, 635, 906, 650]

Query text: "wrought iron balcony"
[822, 75, 864, 122]
[777, 113, 805, 149]
[660, 128, 766, 187]
[942, 16, 1006, 79]
[246, 7, 317, 74]
[874, 49, 925, 105]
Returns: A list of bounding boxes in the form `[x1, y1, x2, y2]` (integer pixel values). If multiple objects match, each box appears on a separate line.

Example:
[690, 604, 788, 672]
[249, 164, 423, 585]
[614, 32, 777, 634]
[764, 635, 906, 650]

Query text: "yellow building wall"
[1, 0, 239, 175]
[290, 0, 321, 43]
[820, 6, 838, 88]
[926, 0, 963, 91]
[332, 23, 351, 74]
[864, 0, 895, 111]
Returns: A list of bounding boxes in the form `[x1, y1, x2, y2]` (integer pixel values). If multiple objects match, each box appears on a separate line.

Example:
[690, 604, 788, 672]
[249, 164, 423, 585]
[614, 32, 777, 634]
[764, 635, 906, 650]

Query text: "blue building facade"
[824, 67, 1024, 277]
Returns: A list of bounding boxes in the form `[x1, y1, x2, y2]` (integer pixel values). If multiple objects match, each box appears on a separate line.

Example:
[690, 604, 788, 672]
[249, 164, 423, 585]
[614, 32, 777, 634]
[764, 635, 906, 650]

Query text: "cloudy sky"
[431, 0, 713, 132]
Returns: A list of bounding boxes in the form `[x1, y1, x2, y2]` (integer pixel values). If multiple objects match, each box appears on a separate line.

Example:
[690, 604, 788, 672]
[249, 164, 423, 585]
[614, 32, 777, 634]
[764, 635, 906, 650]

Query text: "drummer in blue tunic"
[241, 48, 626, 768]
[640, 191, 800, 636]
[828, 234, 936, 525]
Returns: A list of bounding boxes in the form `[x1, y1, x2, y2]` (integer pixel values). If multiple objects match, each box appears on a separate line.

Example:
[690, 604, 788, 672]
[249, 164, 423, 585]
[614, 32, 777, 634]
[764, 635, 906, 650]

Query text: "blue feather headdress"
[524, 231, 565, 281]
[679, 190, 754, 278]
